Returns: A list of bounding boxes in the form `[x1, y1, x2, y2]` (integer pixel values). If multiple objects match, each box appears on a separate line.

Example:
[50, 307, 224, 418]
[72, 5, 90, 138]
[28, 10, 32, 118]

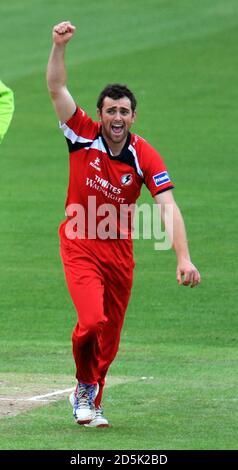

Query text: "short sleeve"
[140, 139, 174, 197]
[59, 106, 99, 146]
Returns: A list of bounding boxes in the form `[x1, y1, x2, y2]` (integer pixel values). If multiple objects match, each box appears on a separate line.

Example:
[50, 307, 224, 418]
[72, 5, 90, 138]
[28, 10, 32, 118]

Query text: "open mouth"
[111, 124, 124, 135]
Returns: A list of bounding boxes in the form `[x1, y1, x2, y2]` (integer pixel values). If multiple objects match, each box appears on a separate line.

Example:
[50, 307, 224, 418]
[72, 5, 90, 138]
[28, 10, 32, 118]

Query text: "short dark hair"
[97, 83, 137, 112]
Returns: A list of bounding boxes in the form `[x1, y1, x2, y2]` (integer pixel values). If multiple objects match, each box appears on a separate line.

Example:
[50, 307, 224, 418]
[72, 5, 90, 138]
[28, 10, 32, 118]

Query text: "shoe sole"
[77, 418, 92, 425]
[84, 422, 109, 428]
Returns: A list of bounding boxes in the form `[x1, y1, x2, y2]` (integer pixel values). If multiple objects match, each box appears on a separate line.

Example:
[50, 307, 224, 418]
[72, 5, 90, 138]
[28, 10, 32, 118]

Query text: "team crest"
[121, 173, 133, 186]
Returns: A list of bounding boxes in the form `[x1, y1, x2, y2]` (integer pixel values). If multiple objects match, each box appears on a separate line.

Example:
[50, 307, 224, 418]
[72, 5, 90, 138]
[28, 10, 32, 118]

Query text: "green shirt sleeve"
[0, 80, 14, 143]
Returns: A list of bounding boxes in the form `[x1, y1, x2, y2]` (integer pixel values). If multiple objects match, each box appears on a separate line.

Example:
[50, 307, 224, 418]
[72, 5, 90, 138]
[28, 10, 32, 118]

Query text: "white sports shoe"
[84, 406, 109, 428]
[69, 382, 99, 425]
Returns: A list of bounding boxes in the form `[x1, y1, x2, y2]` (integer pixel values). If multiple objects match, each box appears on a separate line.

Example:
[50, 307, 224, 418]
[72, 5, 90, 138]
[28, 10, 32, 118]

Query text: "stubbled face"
[98, 96, 136, 150]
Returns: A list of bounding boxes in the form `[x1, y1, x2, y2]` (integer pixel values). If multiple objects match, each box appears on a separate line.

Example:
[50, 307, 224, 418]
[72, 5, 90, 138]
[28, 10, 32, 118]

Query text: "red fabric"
[59, 220, 134, 405]
[60, 107, 174, 238]
[58, 106, 173, 404]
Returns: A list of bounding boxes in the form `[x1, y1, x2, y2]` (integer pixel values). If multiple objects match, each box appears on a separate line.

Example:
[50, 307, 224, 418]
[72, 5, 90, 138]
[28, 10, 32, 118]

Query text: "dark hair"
[97, 83, 137, 112]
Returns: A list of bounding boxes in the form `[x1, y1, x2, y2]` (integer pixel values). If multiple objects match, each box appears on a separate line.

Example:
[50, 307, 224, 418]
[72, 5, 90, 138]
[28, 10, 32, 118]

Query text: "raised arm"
[154, 190, 201, 288]
[47, 21, 77, 123]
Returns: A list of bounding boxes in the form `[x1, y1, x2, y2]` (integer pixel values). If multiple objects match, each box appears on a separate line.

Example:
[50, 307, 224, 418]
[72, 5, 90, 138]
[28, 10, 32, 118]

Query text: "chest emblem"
[121, 173, 133, 186]
[90, 157, 101, 172]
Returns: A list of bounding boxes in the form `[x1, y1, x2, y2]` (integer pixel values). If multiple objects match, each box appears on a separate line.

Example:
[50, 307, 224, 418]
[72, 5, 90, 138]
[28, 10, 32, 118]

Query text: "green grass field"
[0, 0, 238, 450]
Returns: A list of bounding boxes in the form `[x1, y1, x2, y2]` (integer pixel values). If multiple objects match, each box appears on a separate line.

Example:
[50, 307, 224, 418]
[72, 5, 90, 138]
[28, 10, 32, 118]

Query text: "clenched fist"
[52, 21, 76, 45]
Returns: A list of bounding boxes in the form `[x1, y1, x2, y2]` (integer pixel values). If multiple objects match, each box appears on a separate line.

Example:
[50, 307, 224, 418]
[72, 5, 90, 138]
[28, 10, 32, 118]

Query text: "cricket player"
[47, 21, 201, 428]
[0, 80, 14, 144]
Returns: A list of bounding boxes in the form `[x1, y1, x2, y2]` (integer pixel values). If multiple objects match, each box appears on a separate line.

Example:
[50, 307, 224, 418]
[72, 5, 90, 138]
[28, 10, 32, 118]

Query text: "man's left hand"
[176, 259, 201, 288]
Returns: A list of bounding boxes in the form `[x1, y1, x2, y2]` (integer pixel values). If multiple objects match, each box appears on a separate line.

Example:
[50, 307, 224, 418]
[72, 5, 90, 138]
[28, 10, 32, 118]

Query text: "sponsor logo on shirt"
[90, 157, 101, 172]
[153, 171, 170, 187]
[86, 175, 125, 203]
[121, 173, 133, 186]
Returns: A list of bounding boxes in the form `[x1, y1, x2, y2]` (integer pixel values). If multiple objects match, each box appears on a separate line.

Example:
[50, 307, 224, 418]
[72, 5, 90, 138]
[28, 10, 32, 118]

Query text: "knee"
[83, 318, 103, 336]
[73, 317, 104, 340]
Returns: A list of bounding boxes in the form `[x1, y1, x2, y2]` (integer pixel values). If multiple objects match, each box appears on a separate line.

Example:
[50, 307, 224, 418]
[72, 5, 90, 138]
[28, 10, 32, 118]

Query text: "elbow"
[47, 87, 59, 99]
[46, 75, 62, 96]
[47, 85, 64, 100]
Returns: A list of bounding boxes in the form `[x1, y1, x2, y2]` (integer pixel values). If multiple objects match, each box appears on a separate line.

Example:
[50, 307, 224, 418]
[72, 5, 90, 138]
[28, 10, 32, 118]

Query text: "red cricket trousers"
[59, 220, 134, 406]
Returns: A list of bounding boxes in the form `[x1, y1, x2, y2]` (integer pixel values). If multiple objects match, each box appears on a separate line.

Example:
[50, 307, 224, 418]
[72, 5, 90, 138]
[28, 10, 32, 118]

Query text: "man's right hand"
[52, 21, 76, 45]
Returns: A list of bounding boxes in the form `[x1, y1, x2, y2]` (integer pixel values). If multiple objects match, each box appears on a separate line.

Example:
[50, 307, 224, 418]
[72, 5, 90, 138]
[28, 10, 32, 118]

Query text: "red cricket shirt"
[60, 106, 174, 239]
